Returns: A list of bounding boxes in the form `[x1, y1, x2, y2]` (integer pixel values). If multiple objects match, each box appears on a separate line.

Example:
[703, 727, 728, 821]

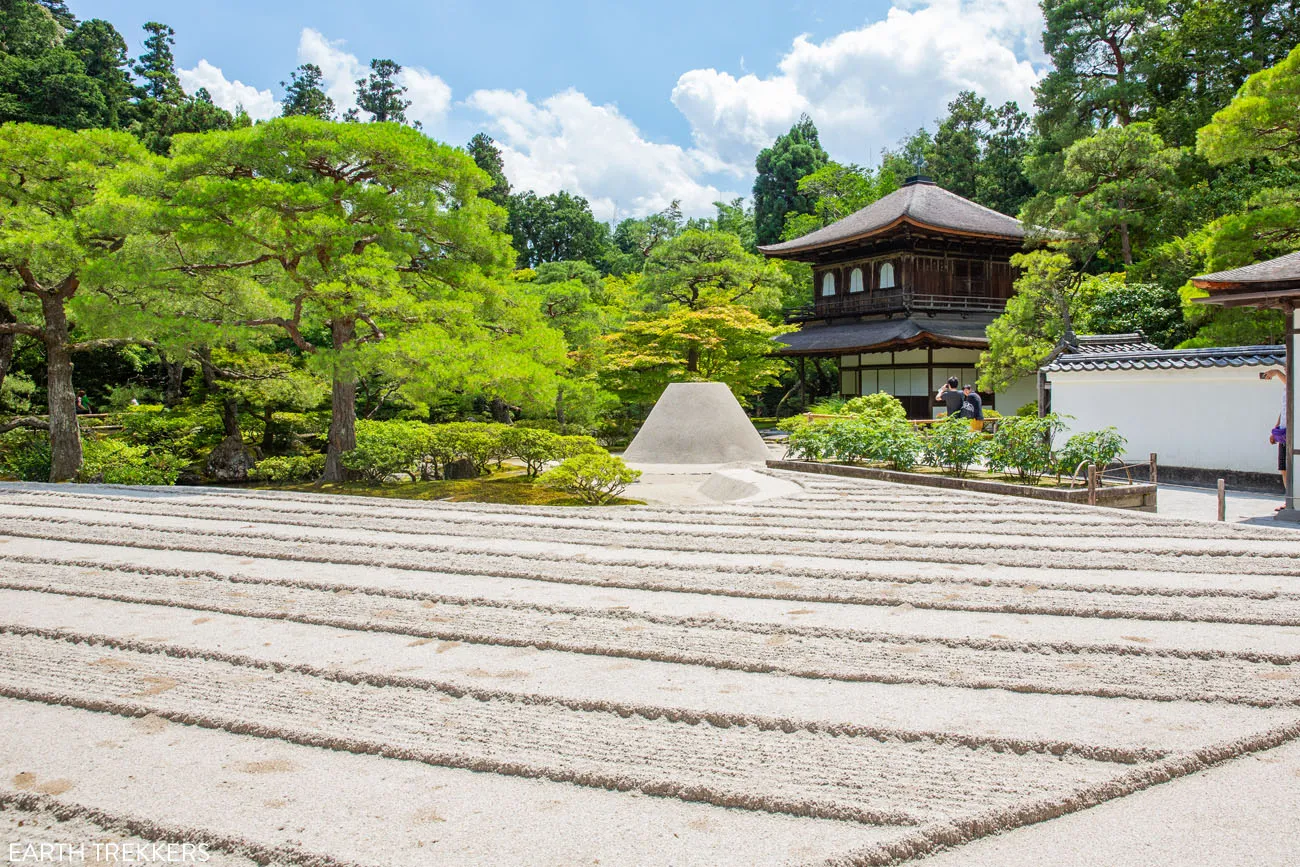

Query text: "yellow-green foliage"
[539, 453, 641, 505]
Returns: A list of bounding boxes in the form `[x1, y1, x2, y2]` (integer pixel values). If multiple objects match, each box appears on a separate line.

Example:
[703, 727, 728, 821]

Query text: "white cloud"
[296, 28, 451, 128]
[398, 66, 453, 129]
[671, 0, 1049, 170]
[178, 59, 281, 120]
[465, 88, 738, 222]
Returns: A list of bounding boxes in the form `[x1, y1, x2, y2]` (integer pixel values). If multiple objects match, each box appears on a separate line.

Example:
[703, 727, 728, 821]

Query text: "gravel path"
[1, 473, 1299, 865]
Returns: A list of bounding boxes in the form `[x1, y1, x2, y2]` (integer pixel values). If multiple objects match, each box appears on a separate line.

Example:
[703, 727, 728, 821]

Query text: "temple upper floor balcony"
[785, 288, 1008, 324]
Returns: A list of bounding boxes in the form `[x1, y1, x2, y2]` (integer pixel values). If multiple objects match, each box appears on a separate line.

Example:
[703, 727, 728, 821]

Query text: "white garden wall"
[1046, 365, 1286, 474]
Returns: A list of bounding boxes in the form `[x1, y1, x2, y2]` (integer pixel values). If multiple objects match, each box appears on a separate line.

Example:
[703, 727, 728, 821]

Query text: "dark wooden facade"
[798, 230, 1021, 322]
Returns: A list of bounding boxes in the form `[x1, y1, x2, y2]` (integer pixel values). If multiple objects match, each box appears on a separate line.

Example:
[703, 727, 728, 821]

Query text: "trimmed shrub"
[499, 427, 564, 478]
[249, 454, 326, 483]
[1014, 400, 1039, 417]
[434, 422, 508, 475]
[114, 404, 218, 462]
[784, 416, 922, 470]
[557, 434, 603, 458]
[923, 415, 986, 477]
[843, 392, 907, 422]
[344, 420, 436, 482]
[784, 419, 835, 461]
[0, 430, 51, 481]
[78, 438, 186, 485]
[870, 419, 924, 471]
[1057, 427, 1128, 478]
[808, 397, 848, 415]
[539, 453, 641, 505]
[986, 414, 1067, 484]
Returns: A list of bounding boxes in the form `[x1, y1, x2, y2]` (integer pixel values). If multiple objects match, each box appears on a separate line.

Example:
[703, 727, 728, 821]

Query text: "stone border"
[767, 460, 1158, 511]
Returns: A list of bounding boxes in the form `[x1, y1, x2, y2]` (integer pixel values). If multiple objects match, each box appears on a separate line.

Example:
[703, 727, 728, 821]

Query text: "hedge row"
[786, 413, 1127, 483]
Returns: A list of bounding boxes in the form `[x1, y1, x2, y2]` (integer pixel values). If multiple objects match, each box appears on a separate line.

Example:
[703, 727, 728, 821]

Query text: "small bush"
[78, 437, 186, 485]
[785, 416, 922, 470]
[1014, 401, 1039, 417]
[115, 404, 217, 462]
[784, 419, 835, 461]
[538, 453, 641, 504]
[843, 392, 907, 422]
[499, 426, 564, 478]
[0, 430, 51, 481]
[344, 420, 436, 482]
[250, 454, 326, 483]
[594, 416, 637, 449]
[808, 397, 848, 415]
[1057, 427, 1127, 478]
[870, 419, 924, 471]
[986, 414, 1066, 484]
[0, 371, 35, 414]
[923, 416, 986, 477]
[557, 434, 603, 458]
[434, 422, 508, 475]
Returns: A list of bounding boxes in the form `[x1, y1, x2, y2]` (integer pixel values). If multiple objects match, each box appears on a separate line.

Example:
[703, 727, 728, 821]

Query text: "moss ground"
[249, 468, 642, 506]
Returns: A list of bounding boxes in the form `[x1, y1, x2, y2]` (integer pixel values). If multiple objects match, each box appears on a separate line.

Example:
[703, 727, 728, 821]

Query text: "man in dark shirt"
[936, 376, 964, 417]
[962, 385, 984, 420]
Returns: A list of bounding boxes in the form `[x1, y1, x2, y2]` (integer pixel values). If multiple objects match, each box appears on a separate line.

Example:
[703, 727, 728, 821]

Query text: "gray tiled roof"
[759, 178, 1024, 256]
[1044, 344, 1285, 373]
[774, 315, 994, 356]
[1192, 251, 1300, 286]
[1068, 333, 1160, 355]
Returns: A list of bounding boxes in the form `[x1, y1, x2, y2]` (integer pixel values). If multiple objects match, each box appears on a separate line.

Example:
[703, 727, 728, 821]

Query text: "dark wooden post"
[798, 356, 807, 411]
[1149, 453, 1158, 486]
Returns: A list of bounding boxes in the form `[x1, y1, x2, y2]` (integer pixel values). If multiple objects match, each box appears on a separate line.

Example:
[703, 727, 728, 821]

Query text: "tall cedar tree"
[752, 116, 828, 246]
[1036, 0, 1163, 131]
[65, 19, 134, 128]
[0, 125, 155, 480]
[351, 59, 412, 125]
[281, 63, 336, 120]
[466, 133, 512, 207]
[133, 21, 182, 103]
[158, 118, 521, 481]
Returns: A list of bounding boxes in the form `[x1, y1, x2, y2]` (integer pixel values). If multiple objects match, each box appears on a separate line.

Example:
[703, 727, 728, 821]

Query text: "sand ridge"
[1, 473, 1299, 864]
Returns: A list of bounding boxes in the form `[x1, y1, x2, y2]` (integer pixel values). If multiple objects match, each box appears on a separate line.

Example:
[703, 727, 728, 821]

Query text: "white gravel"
[1, 472, 1299, 865]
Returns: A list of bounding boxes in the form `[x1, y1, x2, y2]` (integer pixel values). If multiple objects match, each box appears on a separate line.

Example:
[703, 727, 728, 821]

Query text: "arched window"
[879, 262, 896, 289]
[849, 267, 864, 293]
[821, 272, 836, 297]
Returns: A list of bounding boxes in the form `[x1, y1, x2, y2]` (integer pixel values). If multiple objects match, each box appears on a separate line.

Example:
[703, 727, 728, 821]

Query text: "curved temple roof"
[773, 315, 994, 356]
[1192, 251, 1300, 289]
[759, 177, 1025, 259]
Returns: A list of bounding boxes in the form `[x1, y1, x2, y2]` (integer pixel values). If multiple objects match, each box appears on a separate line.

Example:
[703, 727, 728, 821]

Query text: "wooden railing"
[786, 291, 1007, 323]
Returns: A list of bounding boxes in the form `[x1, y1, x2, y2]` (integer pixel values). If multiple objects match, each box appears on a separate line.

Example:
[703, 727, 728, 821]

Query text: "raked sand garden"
[2, 471, 1300, 865]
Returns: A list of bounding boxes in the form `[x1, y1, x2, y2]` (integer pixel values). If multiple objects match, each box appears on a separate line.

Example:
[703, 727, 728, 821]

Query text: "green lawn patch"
[248, 469, 642, 506]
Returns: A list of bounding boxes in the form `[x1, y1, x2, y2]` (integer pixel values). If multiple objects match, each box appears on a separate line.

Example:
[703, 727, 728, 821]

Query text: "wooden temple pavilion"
[1192, 251, 1300, 522]
[759, 176, 1036, 418]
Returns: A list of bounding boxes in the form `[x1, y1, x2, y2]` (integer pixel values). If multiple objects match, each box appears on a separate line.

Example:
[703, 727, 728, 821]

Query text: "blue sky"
[78, 0, 1051, 221]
